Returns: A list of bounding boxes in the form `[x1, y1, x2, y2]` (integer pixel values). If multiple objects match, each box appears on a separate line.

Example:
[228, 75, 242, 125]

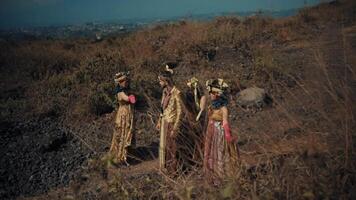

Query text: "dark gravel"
[0, 118, 92, 200]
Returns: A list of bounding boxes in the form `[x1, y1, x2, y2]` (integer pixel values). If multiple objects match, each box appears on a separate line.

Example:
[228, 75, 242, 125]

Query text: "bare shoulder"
[221, 106, 228, 113]
[117, 91, 125, 100]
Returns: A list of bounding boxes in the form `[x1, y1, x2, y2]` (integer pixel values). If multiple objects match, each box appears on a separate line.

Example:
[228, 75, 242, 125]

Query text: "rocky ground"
[0, 118, 93, 199]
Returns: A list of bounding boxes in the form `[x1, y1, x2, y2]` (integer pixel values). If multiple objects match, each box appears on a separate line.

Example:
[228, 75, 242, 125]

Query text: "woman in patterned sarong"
[203, 79, 238, 184]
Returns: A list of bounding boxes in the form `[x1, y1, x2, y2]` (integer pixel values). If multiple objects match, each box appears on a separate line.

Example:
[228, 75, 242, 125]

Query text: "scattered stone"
[236, 87, 269, 108]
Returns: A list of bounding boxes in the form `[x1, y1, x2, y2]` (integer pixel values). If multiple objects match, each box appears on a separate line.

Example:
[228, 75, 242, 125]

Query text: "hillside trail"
[108, 159, 159, 177]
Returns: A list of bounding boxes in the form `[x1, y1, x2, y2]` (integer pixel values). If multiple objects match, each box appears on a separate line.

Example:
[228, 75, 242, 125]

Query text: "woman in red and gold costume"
[203, 78, 238, 184]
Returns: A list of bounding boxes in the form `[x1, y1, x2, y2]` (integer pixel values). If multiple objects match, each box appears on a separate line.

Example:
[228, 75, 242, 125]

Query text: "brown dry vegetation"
[1, 0, 356, 199]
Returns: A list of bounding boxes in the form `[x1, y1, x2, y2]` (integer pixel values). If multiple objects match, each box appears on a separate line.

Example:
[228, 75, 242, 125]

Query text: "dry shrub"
[2, 1, 356, 199]
[88, 84, 115, 116]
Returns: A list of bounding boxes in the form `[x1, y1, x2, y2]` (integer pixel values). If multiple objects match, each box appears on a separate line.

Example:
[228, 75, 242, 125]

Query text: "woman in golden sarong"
[203, 79, 238, 184]
[109, 71, 136, 166]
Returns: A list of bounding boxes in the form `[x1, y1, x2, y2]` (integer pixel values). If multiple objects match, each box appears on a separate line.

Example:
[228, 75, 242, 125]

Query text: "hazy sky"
[0, 0, 322, 29]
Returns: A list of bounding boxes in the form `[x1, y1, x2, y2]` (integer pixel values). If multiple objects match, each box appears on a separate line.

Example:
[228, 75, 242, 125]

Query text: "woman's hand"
[170, 130, 177, 138]
[117, 92, 136, 104]
[156, 121, 161, 131]
[128, 95, 136, 104]
[221, 106, 233, 143]
[223, 122, 233, 143]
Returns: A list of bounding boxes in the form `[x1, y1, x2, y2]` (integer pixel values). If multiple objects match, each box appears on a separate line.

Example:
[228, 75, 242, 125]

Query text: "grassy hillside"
[1, 0, 356, 199]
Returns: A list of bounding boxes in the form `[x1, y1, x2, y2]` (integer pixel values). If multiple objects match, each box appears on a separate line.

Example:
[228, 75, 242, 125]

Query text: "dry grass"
[3, 0, 356, 199]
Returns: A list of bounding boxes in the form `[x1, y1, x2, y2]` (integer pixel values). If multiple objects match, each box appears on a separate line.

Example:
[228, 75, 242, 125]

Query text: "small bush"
[88, 90, 114, 116]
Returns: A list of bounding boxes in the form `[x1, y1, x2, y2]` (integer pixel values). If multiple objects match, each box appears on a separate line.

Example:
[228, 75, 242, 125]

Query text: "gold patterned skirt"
[109, 104, 134, 163]
[159, 119, 178, 174]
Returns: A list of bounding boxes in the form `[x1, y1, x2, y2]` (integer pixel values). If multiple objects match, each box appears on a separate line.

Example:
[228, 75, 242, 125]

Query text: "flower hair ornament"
[206, 78, 229, 95]
[165, 62, 177, 75]
[165, 64, 174, 75]
[159, 62, 177, 80]
[114, 71, 130, 84]
[187, 77, 200, 108]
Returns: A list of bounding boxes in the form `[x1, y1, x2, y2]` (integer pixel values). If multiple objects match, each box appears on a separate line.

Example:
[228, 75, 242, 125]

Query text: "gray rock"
[236, 87, 267, 108]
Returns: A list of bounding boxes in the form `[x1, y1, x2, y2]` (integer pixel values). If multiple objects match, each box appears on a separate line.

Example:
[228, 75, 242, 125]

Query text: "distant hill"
[168, 8, 299, 21]
[0, 8, 298, 40]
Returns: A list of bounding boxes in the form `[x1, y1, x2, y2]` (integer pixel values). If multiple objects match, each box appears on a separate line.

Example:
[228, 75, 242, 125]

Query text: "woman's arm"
[221, 106, 229, 124]
[156, 91, 166, 131]
[173, 92, 183, 134]
[117, 92, 129, 102]
[195, 95, 207, 121]
[199, 95, 207, 111]
[117, 92, 136, 104]
[222, 106, 232, 142]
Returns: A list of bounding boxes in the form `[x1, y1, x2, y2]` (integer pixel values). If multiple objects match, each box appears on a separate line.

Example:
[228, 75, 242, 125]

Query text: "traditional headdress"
[158, 62, 177, 81]
[206, 78, 229, 95]
[187, 77, 200, 109]
[187, 77, 198, 88]
[206, 78, 229, 109]
[114, 71, 130, 84]
[165, 64, 174, 74]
